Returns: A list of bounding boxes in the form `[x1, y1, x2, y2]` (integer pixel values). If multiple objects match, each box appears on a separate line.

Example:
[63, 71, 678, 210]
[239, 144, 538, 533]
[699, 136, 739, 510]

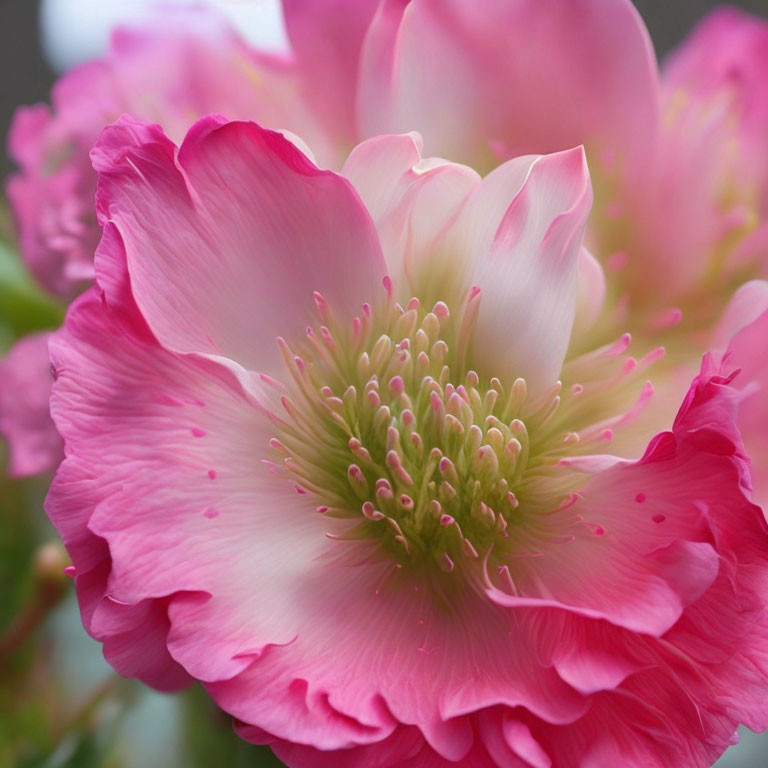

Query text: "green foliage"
[180, 686, 286, 768]
[0, 239, 63, 348]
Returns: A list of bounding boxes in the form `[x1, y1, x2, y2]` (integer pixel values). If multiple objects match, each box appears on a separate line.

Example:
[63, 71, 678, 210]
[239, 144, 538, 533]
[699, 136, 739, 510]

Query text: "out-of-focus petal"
[358, 0, 659, 173]
[714, 283, 768, 507]
[713, 280, 768, 350]
[282, 0, 381, 145]
[572, 248, 606, 344]
[0, 333, 62, 476]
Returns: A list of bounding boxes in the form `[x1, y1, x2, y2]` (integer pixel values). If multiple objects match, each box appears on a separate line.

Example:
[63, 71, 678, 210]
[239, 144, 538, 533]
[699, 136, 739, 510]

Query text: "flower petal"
[282, 0, 381, 148]
[207, 564, 588, 754]
[713, 280, 768, 350]
[0, 332, 62, 476]
[358, 0, 659, 173]
[92, 115, 386, 376]
[663, 6, 768, 149]
[48, 289, 330, 686]
[714, 286, 768, 507]
[487, 365, 754, 637]
[572, 248, 606, 344]
[446, 147, 592, 390]
[342, 133, 480, 287]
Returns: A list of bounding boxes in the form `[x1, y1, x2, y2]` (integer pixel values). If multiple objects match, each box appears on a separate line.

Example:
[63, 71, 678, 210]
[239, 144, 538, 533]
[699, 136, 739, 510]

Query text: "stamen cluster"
[266, 281, 658, 574]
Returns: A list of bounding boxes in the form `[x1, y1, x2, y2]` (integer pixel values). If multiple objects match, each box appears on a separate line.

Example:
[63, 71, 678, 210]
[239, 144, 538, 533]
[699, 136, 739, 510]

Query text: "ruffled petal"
[47, 289, 330, 687]
[92, 116, 386, 376]
[487, 364, 753, 637]
[207, 561, 587, 755]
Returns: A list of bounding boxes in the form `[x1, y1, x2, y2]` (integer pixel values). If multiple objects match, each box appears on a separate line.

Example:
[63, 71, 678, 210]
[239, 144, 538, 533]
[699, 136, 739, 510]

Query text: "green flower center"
[268, 282, 656, 574]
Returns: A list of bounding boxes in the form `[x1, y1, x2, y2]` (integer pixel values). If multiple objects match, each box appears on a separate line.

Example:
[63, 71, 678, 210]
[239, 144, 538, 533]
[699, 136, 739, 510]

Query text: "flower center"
[267, 280, 658, 574]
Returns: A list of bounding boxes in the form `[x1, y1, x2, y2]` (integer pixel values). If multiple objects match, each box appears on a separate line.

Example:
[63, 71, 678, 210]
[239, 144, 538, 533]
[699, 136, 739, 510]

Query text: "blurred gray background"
[1, 1, 768, 176]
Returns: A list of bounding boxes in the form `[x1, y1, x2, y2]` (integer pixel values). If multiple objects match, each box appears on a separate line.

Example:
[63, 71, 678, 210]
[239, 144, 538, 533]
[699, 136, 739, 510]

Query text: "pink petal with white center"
[358, 0, 659, 174]
[92, 115, 386, 377]
[447, 147, 592, 391]
[47, 290, 331, 686]
[342, 133, 426, 225]
[282, 0, 381, 148]
[341, 133, 480, 285]
[0, 332, 62, 476]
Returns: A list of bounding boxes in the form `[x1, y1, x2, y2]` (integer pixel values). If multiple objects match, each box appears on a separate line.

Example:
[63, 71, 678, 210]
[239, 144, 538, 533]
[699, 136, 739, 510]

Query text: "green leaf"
[0, 239, 64, 342]
[181, 686, 287, 767]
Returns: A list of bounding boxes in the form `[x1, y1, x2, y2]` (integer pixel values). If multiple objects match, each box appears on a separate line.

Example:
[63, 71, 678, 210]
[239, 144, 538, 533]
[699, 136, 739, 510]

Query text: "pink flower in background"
[0, 333, 63, 476]
[6, 6, 327, 300]
[599, 5, 768, 323]
[46, 116, 768, 767]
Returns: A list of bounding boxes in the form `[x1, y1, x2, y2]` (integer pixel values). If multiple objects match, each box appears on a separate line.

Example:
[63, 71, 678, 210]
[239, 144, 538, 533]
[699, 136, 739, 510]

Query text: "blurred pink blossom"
[0, 332, 62, 476]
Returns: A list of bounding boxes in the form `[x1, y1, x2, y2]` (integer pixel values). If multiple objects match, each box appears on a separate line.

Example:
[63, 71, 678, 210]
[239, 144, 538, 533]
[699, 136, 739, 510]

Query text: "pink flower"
[11, 2, 767, 482]
[0, 333, 62, 476]
[47, 116, 768, 767]
[595, 6, 768, 324]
